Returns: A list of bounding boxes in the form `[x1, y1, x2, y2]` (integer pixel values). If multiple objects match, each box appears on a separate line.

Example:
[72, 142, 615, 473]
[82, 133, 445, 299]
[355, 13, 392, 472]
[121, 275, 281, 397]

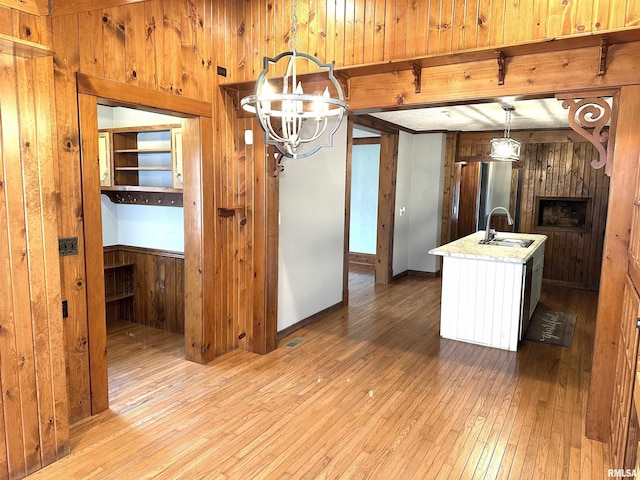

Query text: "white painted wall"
[393, 132, 446, 276]
[99, 105, 184, 253]
[349, 144, 380, 254]
[277, 121, 348, 331]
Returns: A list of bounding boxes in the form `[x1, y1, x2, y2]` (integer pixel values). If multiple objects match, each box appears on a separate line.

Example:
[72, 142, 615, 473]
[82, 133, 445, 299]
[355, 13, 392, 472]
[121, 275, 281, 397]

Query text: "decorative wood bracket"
[556, 93, 613, 176]
[598, 36, 609, 76]
[335, 72, 350, 101]
[410, 63, 422, 94]
[271, 152, 285, 177]
[495, 50, 506, 85]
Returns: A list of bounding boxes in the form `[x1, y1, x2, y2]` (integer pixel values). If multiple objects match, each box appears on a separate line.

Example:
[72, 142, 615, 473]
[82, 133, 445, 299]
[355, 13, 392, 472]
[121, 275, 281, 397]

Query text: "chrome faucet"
[483, 206, 514, 242]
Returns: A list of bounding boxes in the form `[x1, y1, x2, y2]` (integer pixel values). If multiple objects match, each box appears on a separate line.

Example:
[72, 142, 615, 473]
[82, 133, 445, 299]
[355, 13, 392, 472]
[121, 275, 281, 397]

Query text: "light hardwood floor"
[30, 267, 609, 479]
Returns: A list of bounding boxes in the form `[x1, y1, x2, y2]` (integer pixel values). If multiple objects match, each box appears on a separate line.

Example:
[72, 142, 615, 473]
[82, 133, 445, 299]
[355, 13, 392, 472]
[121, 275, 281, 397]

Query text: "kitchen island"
[429, 231, 547, 351]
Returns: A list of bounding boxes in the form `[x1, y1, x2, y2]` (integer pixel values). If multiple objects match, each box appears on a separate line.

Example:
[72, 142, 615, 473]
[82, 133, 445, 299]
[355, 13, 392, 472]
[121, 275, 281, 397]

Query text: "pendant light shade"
[490, 105, 521, 161]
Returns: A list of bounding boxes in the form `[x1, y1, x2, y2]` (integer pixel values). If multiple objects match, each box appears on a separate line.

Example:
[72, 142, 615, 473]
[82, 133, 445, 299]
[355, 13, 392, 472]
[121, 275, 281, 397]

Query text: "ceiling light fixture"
[490, 105, 521, 161]
[240, 0, 348, 161]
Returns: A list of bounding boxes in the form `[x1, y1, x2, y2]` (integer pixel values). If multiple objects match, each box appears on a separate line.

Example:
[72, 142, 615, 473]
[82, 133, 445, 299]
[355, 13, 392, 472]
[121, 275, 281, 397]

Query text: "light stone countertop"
[429, 231, 547, 264]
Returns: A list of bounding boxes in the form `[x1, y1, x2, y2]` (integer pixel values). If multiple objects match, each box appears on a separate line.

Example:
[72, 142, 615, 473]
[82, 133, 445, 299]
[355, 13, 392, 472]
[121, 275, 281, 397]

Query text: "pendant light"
[490, 105, 521, 161]
[240, 0, 348, 161]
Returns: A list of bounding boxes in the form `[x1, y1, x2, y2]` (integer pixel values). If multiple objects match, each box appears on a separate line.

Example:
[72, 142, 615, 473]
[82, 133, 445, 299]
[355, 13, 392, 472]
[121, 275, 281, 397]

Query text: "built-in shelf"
[99, 124, 183, 205]
[104, 254, 135, 322]
[101, 189, 183, 207]
[106, 292, 135, 303]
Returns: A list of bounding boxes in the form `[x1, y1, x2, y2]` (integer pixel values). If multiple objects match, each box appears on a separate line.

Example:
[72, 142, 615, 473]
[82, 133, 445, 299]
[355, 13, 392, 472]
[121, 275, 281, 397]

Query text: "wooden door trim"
[77, 93, 109, 414]
[77, 73, 212, 118]
[78, 79, 211, 414]
[375, 131, 399, 284]
[342, 119, 354, 305]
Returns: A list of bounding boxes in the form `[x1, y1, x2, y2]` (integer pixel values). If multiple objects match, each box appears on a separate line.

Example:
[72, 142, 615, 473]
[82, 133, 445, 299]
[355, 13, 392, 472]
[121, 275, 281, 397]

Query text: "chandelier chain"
[289, 0, 298, 50]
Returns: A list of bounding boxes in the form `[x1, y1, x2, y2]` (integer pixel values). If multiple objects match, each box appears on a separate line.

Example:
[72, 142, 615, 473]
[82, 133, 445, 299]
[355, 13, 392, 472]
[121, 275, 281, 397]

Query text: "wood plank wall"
[0, 8, 70, 478]
[454, 130, 609, 290]
[0, 2, 637, 476]
[104, 246, 185, 334]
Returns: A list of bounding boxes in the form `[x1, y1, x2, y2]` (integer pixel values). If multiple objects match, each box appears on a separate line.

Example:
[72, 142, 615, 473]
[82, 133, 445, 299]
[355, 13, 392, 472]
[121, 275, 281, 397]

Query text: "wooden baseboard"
[541, 278, 598, 291]
[277, 301, 343, 341]
[393, 270, 441, 281]
[349, 252, 375, 265]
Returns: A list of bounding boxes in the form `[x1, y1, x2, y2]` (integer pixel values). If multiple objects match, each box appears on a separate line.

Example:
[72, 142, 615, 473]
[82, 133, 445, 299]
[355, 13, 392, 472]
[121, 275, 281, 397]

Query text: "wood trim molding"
[76, 73, 212, 118]
[0, 0, 48, 16]
[0, 33, 53, 58]
[393, 270, 441, 281]
[276, 301, 343, 341]
[78, 93, 109, 415]
[349, 252, 375, 265]
[353, 137, 381, 145]
[586, 85, 640, 442]
[375, 131, 399, 284]
[51, 0, 146, 17]
[343, 119, 354, 306]
[103, 244, 185, 259]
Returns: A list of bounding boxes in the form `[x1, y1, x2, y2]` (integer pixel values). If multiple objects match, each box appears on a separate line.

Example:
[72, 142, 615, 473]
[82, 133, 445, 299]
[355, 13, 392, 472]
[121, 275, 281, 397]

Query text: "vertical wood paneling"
[0, 48, 70, 478]
[52, 12, 92, 425]
[453, 130, 609, 290]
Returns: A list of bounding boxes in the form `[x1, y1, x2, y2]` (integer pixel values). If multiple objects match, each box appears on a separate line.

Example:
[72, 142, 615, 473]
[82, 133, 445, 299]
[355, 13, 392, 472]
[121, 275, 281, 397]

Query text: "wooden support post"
[586, 85, 640, 442]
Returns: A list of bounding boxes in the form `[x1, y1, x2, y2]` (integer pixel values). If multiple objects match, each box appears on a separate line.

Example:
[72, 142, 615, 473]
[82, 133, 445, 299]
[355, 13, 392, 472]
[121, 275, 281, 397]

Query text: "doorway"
[347, 124, 381, 296]
[77, 75, 212, 415]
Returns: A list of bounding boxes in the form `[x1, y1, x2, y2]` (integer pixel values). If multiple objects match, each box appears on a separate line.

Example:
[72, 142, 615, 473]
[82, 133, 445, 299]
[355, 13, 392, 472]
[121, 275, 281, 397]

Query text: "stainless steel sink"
[478, 237, 534, 248]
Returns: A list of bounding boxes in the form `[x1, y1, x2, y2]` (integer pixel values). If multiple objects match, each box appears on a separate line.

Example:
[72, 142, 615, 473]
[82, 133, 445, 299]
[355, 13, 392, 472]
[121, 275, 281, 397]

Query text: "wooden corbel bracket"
[598, 36, 609, 76]
[410, 63, 422, 94]
[335, 72, 351, 101]
[495, 50, 506, 86]
[221, 85, 240, 111]
[556, 93, 614, 176]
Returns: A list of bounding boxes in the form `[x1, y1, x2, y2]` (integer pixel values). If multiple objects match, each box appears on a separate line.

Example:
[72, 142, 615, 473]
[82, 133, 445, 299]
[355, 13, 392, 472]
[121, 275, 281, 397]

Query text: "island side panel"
[440, 256, 524, 351]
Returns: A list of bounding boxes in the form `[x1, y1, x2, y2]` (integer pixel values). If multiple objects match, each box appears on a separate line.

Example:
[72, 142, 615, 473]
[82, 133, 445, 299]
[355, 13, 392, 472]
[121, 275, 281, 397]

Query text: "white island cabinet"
[429, 231, 547, 351]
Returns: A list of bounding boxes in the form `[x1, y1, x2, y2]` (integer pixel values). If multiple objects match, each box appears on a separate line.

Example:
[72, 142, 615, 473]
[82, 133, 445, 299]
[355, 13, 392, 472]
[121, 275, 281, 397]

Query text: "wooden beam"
[586, 86, 640, 441]
[76, 74, 212, 118]
[343, 41, 640, 112]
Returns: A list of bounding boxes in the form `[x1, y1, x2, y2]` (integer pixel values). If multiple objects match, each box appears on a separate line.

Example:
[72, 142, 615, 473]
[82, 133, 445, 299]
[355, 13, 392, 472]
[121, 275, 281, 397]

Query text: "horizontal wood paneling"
[104, 246, 185, 334]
